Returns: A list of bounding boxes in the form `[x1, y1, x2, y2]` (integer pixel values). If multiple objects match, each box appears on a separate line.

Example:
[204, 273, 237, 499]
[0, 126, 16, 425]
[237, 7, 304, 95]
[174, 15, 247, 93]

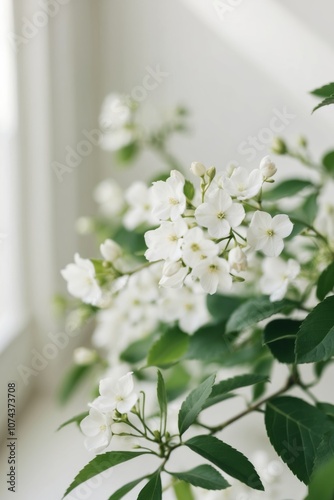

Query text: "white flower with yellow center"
[80, 407, 113, 453]
[195, 190, 245, 238]
[260, 257, 300, 301]
[182, 227, 219, 268]
[150, 170, 186, 221]
[145, 218, 188, 262]
[224, 166, 263, 200]
[247, 211, 293, 257]
[93, 372, 138, 414]
[191, 256, 232, 295]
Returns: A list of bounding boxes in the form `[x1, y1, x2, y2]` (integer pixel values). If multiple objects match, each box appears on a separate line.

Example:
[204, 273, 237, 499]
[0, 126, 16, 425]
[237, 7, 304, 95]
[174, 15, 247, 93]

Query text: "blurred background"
[1, 0, 334, 498]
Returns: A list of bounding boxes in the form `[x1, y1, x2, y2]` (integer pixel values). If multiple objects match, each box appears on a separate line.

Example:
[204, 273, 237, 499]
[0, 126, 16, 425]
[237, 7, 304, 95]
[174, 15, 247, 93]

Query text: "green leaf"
[203, 373, 267, 409]
[300, 192, 318, 224]
[314, 432, 334, 469]
[113, 226, 146, 254]
[184, 180, 195, 200]
[263, 179, 314, 200]
[165, 365, 191, 401]
[178, 375, 215, 434]
[295, 296, 334, 363]
[186, 435, 263, 490]
[252, 354, 273, 400]
[173, 481, 195, 500]
[206, 294, 244, 322]
[312, 95, 334, 113]
[305, 457, 334, 500]
[226, 297, 295, 333]
[264, 319, 301, 363]
[115, 141, 139, 164]
[137, 472, 162, 500]
[108, 476, 146, 500]
[58, 364, 93, 405]
[57, 411, 88, 432]
[311, 83, 334, 98]
[64, 452, 146, 497]
[322, 151, 334, 175]
[170, 464, 229, 490]
[317, 402, 334, 420]
[185, 323, 232, 362]
[316, 262, 334, 301]
[157, 370, 168, 434]
[147, 328, 189, 368]
[265, 396, 334, 483]
[120, 335, 153, 364]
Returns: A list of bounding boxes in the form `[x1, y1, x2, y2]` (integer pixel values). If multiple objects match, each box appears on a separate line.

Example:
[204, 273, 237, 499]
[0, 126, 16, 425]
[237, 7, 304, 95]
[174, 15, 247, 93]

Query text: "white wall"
[95, 0, 334, 187]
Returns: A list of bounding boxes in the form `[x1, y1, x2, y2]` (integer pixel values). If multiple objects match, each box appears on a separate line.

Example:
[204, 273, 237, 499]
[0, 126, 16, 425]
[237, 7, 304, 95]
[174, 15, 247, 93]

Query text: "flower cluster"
[144, 160, 293, 294]
[80, 372, 137, 452]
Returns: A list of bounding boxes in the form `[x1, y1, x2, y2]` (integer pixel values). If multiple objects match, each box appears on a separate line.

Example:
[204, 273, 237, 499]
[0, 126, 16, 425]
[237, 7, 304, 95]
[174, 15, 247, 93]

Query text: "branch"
[208, 377, 295, 434]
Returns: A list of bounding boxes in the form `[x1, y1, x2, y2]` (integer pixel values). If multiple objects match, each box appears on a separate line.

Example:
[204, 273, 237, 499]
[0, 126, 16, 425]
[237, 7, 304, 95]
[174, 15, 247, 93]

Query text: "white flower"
[100, 239, 122, 262]
[93, 179, 124, 217]
[228, 246, 247, 272]
[99, 93, 131, 130]
[150, 171, 186, 221]
[260, 258, 300, 301]
[100, 129, 134, 151]
[195, 190, 245, 238]
[192, 256, 232, 294]
[159, 287, 210, 333]
[74, 347, 97, 365]
[190, 161, 206, 177]
[80, 407, 113, 453]
[259, 155, 277, 180]
[247, 211, 293, 257]
[182, 227, 218, 268]
[123, 181, 158, 229]
[61, 253, 102, 305]
[93, 372, 138, 414]
[224, 167, 263, 200]
[159, 261, 189, 288]
[145, 219, 188, 262]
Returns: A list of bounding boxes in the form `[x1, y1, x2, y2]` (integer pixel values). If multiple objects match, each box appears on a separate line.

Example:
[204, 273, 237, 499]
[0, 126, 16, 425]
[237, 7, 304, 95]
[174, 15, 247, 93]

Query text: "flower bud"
[206, 166, 216, 181]
[159, 260, 189, 288]
[259, 155, 277, 180]
[271, 137, 287, 155]
[228, 246, 247, 272]
[100, 239, 122, 262]
[73, 347, 97, 365]
[190, 161, 206, 177]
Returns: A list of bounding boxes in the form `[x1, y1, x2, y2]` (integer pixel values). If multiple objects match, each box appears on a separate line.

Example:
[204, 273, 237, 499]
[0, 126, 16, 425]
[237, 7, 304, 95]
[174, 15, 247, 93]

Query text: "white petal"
[262, 235, 284, 257]
[200, 272, 219, 294]
[80, 411, 102, 437]
[117, 372, 134, 397]
[84, 430, 111, 453]
[225, 203, 245, 228]
[272, 214, 293, 238]
[116, 393, 138, 414]
[250, 211, 272, 231]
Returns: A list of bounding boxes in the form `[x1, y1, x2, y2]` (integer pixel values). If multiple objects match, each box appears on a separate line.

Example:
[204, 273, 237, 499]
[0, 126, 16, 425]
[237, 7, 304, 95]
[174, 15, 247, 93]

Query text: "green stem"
[208, 377, 294, 434]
